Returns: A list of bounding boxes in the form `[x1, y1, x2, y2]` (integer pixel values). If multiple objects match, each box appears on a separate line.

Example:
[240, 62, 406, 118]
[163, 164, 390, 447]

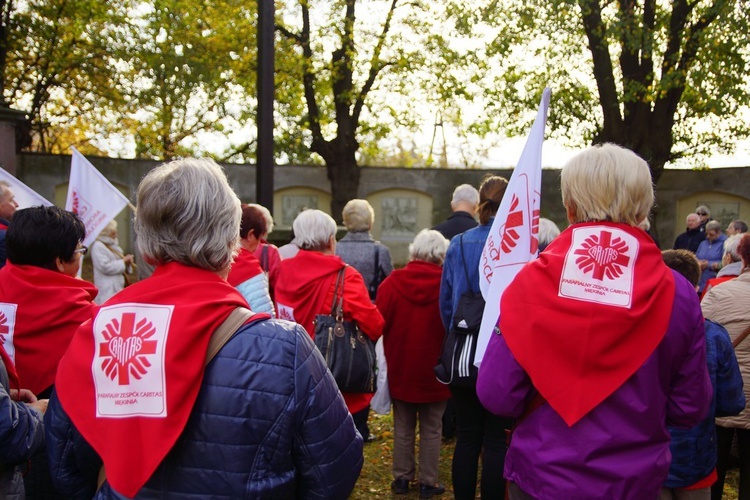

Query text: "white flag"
[474, 88, 551, 367]
[65, 148, 130, 247]
[0, 168, 52, 209]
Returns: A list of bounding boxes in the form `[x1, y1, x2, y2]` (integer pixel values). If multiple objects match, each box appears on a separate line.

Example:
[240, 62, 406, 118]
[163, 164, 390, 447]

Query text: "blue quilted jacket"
[45, 318, 364, 499]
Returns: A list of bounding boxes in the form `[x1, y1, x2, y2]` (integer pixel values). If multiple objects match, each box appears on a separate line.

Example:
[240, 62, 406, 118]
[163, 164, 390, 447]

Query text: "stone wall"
[15, 153, 750, 266]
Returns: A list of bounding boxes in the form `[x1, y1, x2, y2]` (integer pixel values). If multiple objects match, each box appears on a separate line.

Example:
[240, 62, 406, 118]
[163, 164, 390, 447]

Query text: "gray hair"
[248, 203, 273, 235]
[342, 199, 374, 233]
[451, 184, 479, 205]
[695, 205, 710, 217]
[409, 229, 448, 265]
[705, 220, 722, 233]
[561, 143, 653, 226]
[135, 158, 241, 272]
[724, 234, 743, 262]
[293, 209, 337, 251]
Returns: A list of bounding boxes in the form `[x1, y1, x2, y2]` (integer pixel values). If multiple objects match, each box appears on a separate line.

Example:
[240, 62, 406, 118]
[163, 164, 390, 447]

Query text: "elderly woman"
[46, 159, 363, 499]
[696, 220, 727, 293]
[336, 199, 393, 301]
[275, 209, 384, 434]
[702, 233, 750, 499]
[439, 174, 512, 500]
[91, 219, 134, 304]
[226, 204, 274, 315]
[0, 206, 97, 398]
[376, 229, 450, 498]
[477, 144, 712, 499]
[701, 233, 743, 298]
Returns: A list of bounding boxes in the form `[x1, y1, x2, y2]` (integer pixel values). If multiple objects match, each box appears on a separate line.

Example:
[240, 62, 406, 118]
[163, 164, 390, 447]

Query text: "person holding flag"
[476, 144, 712, 499]
[0, 181, 18, 268]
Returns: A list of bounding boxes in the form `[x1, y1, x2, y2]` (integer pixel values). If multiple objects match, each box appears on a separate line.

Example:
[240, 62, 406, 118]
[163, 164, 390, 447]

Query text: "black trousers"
[714, 426, 750, 500]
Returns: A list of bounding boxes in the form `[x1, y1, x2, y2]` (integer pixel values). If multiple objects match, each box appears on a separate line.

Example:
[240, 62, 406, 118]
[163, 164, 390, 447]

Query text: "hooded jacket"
[376, 260, 451, 403]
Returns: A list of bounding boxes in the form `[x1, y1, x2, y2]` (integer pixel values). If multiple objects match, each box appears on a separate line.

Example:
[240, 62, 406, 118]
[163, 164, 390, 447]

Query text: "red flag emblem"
[98, 313, 158, 385]
[573, 230, 631, 281]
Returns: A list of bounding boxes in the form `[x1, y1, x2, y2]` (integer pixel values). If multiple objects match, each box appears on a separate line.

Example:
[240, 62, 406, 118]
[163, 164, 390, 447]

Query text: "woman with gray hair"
[90, 219, 134, 304]
[275, 209, 384, 437]
[376, 229, 451, 498]
[477, 144, 711, 499]
[46, 159, 363, 498]
[336, 199, 393, 301]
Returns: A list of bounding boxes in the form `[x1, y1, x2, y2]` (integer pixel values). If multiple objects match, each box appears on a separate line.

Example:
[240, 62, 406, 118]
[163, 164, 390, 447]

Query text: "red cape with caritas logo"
[55, 262, 262, 498]
[500, 222, 675, 426]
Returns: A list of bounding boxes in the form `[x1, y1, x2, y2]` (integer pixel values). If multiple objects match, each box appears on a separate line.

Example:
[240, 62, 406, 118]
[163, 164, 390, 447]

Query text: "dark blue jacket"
[45, 318, 363, 499]
[665, 320, 745, 488]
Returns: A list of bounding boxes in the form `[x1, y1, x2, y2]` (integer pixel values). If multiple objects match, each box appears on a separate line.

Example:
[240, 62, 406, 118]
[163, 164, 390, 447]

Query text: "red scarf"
[55, 262, 262, 498]
[275, 250, 345, 337]
[500, 222, 675, 426]
[0, 262, 97, 394]
[226, 248, 264, 286]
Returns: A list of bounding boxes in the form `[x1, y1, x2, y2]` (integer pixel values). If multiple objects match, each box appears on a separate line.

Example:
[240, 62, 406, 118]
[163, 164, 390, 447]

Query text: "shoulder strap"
[732, 324, 750, 349]
[204, 307, 255, 364]
[459, 234, 471, 285]
[331, 267, 346, 319]
[260, 244, 269, 272]
[100, 240, 125, 260]
[370, 244, 381, 290]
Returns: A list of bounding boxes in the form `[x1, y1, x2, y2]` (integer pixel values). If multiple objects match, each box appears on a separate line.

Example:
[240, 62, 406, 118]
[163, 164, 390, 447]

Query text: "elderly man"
[673, 212, 705, 253]
[432, 184, 479, 241]
[727, 220, 748, 236]
[0, 182, 18, 268]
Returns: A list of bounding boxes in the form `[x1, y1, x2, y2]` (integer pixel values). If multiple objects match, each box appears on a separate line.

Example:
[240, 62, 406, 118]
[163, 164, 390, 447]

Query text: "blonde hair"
[342, 199, 374, 232]
[561, 143, 653, 226]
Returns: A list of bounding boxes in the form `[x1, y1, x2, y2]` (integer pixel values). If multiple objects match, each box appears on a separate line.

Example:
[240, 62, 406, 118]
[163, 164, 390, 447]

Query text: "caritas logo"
[70, 190, 92, 218]
[99, 312, 158, 385]
[93, 304, 173, 417]
[559, 227, 638, 308]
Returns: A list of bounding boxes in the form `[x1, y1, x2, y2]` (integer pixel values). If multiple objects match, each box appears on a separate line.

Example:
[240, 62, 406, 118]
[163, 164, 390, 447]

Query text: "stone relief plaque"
[381, 196, 418, 241]
[282, 195, 318, 226]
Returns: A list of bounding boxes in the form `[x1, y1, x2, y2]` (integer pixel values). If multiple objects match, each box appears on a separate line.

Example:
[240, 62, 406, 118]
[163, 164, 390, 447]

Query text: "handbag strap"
[330, 267, 347, 320]
[459, 233, 471, 285]
[98, 305, 255, 490]
[732, 324, 750, 348]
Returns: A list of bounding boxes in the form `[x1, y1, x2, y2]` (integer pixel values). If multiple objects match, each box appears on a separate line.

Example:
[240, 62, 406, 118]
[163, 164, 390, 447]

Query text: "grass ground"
[352, 412, 741, 499]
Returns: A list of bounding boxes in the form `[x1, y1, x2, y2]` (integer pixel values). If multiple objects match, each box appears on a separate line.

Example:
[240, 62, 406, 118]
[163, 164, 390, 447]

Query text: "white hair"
[342, 199, 374, 232]
[724, 234, 743, 262]
[538, 218, 561, 248]
[451, 184, 479, 205]
[135, 158, 241, 272]
[292, 209, 337, 251]
[561, 143, 653, 226]
[409, 229, 448, 265]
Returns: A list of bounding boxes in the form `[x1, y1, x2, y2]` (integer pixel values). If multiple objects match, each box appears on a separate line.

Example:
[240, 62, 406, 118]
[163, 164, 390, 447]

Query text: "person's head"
[248, 203, 273, 237]
[409, 229, 448, 265]
[538, 218, 561, 252]
[695, 205, 710, 223]
[450, 184, 480, 215]
[99, 219, 118, 239]
[686, 213, 701, 230]
[739, 234, 750, 269]
[240, 204, 267, 242]
[342, 199, 374, 233]
[727, 220, 748, 236]
[705, 220, 722, 242]
[135, 158, 241, 273]
[723, 234, 743, 263]
[6, 206, 86, 276]
[292, 209, 337, 253]
[561, 143, 653, 226]
[661, 249, 701, 289]
[478, 175, 509, 225]
[0, 181, 18, 220]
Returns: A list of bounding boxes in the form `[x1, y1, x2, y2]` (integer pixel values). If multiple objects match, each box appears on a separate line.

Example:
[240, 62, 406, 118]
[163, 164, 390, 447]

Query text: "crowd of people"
[0, 144, 747, 499]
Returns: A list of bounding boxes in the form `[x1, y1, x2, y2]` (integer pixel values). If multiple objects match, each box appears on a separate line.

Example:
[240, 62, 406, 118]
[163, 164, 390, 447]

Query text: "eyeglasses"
[74, 245, 88, 256]
[697, 212, 708, 216]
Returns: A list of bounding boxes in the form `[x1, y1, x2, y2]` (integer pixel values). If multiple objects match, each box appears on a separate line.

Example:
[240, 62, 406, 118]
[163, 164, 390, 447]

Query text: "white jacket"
[91, 235, 130, 305]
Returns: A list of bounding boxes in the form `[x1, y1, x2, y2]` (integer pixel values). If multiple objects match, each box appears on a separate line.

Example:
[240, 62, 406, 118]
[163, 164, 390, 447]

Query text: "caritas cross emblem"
[573, 230, 630, 280]
[98, 312, 157, 385]
[0, 312, 8, 344]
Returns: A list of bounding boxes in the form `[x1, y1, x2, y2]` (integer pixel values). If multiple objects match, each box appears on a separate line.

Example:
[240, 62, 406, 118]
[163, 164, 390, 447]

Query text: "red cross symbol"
[99, 312, 158, 385]
[0, 313, 8, 343]
[574, 230, 630, 281]
[501, 196, 524, 253]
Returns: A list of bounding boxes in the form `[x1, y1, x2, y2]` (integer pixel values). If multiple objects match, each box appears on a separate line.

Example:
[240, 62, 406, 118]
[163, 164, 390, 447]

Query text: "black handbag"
[435, 233, 484, 388]
[313, 267, 377, 393]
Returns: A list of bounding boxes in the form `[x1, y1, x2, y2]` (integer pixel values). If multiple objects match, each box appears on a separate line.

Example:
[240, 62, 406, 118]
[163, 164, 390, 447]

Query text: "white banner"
[0, 168, 52, 209]
[65, 148, 130, 247]
[474, 88, 551, 367]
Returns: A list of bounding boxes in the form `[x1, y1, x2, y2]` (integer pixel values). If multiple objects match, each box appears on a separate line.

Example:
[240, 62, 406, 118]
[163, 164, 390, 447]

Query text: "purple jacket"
[477, 270, 712, 499]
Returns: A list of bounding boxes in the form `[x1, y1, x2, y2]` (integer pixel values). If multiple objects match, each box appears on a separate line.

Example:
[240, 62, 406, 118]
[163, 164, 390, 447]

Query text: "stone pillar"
[0, 106, 26, 176]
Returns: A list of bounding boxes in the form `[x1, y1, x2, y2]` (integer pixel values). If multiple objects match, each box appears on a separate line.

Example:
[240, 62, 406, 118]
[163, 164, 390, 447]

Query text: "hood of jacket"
[386, 260, 442, 306]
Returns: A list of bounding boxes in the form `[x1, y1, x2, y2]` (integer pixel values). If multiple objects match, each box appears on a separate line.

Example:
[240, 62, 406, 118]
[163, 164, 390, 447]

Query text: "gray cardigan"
[335, 232, 393, 299]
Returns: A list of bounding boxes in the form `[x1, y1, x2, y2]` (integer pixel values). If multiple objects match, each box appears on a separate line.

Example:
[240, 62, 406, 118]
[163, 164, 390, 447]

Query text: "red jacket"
[376, 260, 450, 403]
[275, 250, 384, 412]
